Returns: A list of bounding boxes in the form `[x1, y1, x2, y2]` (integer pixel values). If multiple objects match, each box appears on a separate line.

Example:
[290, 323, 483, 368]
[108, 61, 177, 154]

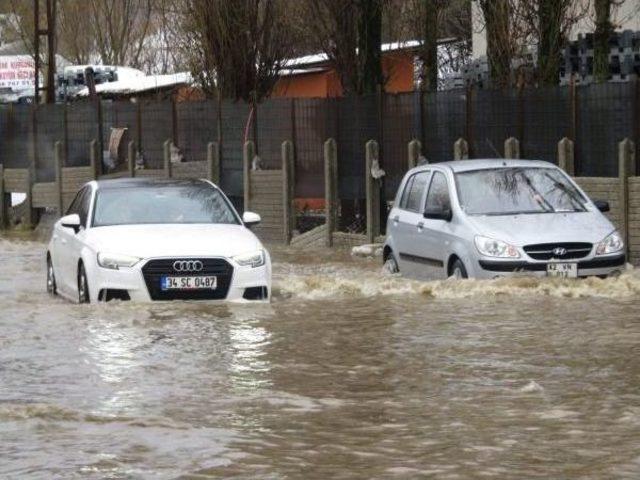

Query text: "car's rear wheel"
[46, 256, 57, 296]
[78, 263, 90, 304]
[450, 258, 468, 279]
[383, 252, 399, 274]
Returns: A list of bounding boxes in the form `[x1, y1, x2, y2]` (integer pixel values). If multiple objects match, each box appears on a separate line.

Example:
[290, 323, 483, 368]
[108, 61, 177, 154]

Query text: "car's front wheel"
[46, 256, 57, 296]
[450, 258, 468, 279]
[78, 263, 90, 304]
[383, 252, 400, 274]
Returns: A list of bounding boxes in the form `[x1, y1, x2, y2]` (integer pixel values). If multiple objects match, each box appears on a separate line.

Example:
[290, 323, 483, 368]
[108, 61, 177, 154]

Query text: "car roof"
[94, 177, 213, 190]
[412, 158, 557, 174]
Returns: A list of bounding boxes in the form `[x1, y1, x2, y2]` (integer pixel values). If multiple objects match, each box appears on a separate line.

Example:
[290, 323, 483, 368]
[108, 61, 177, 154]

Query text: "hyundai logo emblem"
[552, 247, 567, 257]
[173, 260, 204, 272]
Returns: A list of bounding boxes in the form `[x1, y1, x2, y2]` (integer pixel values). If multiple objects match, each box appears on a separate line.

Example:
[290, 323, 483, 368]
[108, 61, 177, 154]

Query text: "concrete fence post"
[0, 164, 6, 229]
[163, 139, 172, 178]
[207, 142, 220, 184]
[324, 138, 337, 247]
[619, 138, 636, 258]
[504, 137, 520, 159]
[454, 138, 469, 160]
[127, 141, 136, 178]
[408, 139, 422, 170]
[365, 139, 381, 244]
[558, 137, 575, 176]
[25, 169, 34, 228]
[282, 140, 295, 245]
[54, 141, 64, 215]
[243, 140, 255, 211]
[89, 139, 99, 180]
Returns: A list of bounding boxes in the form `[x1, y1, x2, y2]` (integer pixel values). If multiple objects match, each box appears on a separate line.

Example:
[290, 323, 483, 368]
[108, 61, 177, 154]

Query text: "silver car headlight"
[595, 231, 624, 256]
[474, 236, 520, 258]
[232, 249, 266, 268]
[97, 252, 142, 270]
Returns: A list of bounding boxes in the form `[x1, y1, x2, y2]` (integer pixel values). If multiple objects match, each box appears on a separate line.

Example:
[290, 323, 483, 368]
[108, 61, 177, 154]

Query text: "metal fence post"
[504, 137, 520, 159]
[243, 140, 255, 211]
[366, 139, 381, 243]
[163, 139, 172, 178]
[408, 139, 422, 170]
[454, 138, 469, 160]
[619, 138, 636, 259]
[558, 137, 575, 175]
[324, 138, 337, 247]
[282, 140, 295, 245]
[127, 141, 136, 178]
[0, 164, 6, 229]
[207, 142, 220, 185]
[89, 139, 99, 180]
[54, 141, 64, 215]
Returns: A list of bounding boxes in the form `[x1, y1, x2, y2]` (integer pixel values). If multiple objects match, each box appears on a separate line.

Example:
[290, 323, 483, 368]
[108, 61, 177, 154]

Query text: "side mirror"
[242, 211, 261, 227]
[593, 199, 610, 213]
[60, 213, 81, 233]
[424, 205, 453, 222]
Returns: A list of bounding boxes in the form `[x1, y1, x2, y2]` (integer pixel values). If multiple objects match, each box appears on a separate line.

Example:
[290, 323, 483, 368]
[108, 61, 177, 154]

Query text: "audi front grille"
[523, 242, 593, 261]
[141, 258, 234, 300]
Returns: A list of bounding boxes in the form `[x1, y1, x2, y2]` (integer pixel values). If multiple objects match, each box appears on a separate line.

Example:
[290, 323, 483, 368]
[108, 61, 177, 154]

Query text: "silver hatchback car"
[383, 159, 626, 279]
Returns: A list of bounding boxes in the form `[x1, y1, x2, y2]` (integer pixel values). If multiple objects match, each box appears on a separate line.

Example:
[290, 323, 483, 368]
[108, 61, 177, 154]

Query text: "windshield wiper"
[517, 170, 555, 213]
[543, 173, 586, 212]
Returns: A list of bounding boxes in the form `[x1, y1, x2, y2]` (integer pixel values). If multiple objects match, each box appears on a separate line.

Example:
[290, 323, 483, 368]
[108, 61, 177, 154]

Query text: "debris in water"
[520, 381, 544, 393]
[351, 244, 383, 258]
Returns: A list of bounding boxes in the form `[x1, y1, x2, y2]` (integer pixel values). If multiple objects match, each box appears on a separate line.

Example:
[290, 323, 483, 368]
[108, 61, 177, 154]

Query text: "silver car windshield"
[92, 185, 240, 227]
[455, 167, 588, 216]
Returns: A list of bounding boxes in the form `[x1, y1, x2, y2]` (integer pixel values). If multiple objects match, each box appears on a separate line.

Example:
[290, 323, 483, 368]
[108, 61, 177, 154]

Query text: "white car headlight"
[233, 249, 266, 268]
[97, 252, 142, 270]
[474, 236, 520, 258]
[596, 231, 624, 256]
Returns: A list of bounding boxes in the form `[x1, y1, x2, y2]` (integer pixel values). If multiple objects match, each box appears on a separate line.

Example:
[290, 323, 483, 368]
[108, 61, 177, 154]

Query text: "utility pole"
[33, 0, 57, 104]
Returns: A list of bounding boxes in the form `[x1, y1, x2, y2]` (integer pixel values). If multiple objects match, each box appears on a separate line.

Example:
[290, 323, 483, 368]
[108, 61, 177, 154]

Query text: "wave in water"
[275, 268, 640, 301]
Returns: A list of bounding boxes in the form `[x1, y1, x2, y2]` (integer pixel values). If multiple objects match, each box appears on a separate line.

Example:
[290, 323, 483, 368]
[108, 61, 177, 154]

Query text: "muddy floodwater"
[1, 235, 640, 479]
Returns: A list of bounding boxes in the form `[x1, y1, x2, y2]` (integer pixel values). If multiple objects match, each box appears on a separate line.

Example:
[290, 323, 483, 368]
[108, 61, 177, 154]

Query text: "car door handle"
[417, 221, 424, 230]
[393, 215, 399, 223]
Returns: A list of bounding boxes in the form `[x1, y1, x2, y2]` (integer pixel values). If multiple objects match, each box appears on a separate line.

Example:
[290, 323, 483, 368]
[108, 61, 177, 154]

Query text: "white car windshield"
[92, 185, 240, 226]
[455, 167, 588, 216]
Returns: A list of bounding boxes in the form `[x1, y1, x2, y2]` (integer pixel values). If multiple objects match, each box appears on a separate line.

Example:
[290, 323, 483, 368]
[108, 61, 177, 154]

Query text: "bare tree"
[6, 0, 156, 70]
[522, 0, 589, 85]
[179, 0, 295, 101]
[477, 0, 515, 88]
[88, 0, 153, 67]
[476, 0, 588, 88]
[302, 0, 385, 95]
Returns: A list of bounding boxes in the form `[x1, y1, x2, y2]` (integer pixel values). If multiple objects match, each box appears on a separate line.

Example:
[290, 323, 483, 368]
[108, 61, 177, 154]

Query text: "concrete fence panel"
[628, 177, 640, 263]
[249, 169, 285, 243]
[574, 177, 622, 229]
[172, 161, 208, 180]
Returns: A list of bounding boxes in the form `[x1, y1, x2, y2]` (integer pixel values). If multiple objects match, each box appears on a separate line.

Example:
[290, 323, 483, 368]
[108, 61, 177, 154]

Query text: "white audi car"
[46, 178, 271, 303]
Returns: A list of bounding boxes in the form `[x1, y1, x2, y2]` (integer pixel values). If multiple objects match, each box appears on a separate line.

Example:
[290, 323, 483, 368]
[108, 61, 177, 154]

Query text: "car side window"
[65, 188, 84, 216]
[425, 172, 451, 211]
[399, 175, 415, 209]
[78, 187, 92, 228]
[404, 172, 430, 212]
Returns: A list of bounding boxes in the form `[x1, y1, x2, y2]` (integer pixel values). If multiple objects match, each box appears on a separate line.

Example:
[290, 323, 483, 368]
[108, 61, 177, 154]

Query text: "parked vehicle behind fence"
[47, 178, 271, 303]
[383, 159, 626, 280]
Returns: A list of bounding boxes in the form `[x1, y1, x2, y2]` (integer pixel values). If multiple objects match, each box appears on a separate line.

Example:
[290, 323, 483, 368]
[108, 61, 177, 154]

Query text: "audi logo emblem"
[173, 260, 204, 272]
[552, 247, 567, 257]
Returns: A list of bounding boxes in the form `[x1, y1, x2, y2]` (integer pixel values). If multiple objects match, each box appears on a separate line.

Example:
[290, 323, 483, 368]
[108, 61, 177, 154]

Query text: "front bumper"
[89, 256, 271, 303]
[475, 254, 626, 279]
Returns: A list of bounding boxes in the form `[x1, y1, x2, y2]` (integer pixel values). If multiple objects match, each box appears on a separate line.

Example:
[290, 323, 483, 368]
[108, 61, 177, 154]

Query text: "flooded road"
[1, 235, 640, 479]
